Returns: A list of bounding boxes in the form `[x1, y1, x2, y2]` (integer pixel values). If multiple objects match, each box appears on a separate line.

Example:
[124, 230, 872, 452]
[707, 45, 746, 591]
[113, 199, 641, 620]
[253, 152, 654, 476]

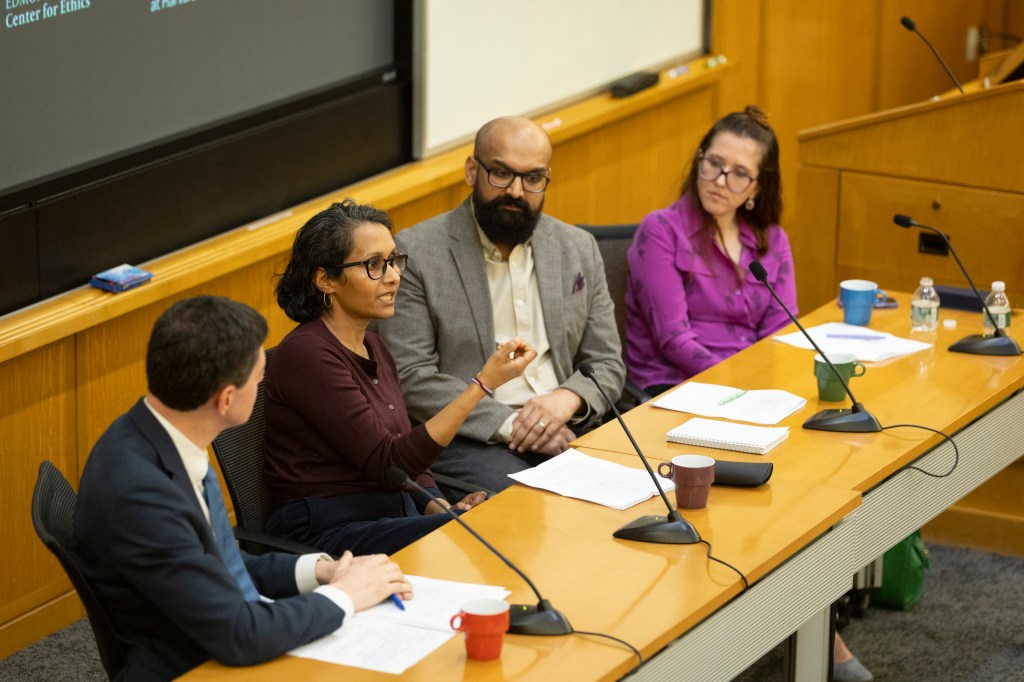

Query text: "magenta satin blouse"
[624, 194, 797, 390]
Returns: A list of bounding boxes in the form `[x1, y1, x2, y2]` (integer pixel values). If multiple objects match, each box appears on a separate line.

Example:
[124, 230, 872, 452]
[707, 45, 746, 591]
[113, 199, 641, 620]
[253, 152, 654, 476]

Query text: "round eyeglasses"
[474, 157, 550, 193]
[337, 253, 408, 280]
[697, 156, 758, 194]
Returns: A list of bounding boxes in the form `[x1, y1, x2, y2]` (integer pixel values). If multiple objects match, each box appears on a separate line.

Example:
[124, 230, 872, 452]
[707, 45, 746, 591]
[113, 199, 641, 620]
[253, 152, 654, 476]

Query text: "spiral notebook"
[667, 417, 789, 455]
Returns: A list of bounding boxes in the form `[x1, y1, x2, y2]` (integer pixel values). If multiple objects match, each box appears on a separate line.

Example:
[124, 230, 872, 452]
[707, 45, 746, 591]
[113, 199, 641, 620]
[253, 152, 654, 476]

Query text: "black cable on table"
[882, 423, 959, 478]
[699, 539, 749, 590]
[572, 629, 644, 668]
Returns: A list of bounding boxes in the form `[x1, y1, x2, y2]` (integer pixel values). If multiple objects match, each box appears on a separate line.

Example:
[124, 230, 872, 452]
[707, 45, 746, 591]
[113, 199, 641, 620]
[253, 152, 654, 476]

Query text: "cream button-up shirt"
[475, 222, 560, 442]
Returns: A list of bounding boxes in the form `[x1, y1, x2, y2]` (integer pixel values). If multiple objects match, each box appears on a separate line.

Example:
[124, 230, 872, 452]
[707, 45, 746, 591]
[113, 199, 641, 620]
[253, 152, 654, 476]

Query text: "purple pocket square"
[572, 272, 585, 294]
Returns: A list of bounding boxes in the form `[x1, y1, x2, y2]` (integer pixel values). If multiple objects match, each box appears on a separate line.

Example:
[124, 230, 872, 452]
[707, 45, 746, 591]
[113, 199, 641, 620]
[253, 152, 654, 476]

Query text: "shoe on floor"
[833, 655, 873, 682]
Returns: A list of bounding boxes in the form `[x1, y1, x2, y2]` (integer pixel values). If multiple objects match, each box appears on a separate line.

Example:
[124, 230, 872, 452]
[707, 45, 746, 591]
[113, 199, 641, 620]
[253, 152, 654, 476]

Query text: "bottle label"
[984, 308, 1011, 330]
[911, 301, 938, 326]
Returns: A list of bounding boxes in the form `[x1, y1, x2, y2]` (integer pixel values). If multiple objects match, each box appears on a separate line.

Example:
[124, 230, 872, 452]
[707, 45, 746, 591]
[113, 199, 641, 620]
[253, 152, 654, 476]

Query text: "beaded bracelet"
[471, 375, 494, 397]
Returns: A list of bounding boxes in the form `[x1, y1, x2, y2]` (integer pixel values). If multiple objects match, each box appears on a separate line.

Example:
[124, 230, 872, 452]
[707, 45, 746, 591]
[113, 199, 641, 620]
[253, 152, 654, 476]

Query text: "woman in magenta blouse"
[624, 106, 796, 395]
[263, 199, 535, 557]
[624, 108, 872, 682]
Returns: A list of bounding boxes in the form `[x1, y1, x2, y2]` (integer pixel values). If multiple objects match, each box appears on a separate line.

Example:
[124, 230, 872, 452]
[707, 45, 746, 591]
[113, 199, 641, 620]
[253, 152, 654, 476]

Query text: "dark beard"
[473, 187, 543, 247]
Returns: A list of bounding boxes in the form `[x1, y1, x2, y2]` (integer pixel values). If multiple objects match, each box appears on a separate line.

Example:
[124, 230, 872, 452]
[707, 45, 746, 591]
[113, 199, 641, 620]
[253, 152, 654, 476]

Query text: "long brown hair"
[680, 105, 782, 260]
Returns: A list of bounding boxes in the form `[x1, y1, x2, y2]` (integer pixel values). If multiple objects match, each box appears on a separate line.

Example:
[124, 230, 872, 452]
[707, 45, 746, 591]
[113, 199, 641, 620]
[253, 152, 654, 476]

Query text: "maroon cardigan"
[263, 320, 441, 502]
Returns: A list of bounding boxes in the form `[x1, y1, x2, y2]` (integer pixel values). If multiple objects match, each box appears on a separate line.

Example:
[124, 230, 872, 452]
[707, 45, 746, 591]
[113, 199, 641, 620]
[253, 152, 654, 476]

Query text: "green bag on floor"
[877, 530, 931, 609]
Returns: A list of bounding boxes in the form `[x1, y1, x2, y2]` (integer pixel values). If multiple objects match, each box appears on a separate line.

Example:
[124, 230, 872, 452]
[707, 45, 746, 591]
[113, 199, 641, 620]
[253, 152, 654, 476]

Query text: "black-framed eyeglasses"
[337, 253, 408, 280]
[697, 155, 758, 194]
[474, 157, 550, 193]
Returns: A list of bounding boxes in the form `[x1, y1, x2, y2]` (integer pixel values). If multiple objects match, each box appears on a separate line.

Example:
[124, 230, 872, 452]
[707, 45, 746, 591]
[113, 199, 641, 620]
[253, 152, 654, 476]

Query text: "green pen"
[716, 389, 748, 406]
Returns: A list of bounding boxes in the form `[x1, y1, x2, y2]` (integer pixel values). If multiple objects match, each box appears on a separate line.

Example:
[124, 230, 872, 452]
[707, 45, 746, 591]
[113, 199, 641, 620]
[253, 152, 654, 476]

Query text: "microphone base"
[949, 333, 1022, 356]
[613, 514, 701, 544]
[803, 407, 882, 432]
[508, 601, 573, 636]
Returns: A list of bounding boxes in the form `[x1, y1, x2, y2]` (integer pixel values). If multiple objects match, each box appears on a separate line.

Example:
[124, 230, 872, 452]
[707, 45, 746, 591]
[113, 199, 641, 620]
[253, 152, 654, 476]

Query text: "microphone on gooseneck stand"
[893, 214, 1021, 356]
[579, 362, 700, 543]
[899, 16, 965, 94]
[748, 262, 882, 433]
[386, 467, 572, 636]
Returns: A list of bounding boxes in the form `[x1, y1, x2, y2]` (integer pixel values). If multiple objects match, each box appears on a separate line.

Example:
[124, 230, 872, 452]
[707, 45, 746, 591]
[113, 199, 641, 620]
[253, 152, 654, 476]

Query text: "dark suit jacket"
[72, 399, 343, 681]
[379, 198, 626, 442]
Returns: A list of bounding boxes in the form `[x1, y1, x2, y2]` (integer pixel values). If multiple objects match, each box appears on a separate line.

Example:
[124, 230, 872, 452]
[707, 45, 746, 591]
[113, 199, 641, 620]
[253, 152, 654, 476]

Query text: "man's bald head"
[473, 117, 552, 164]
[466, 117, 552, 250]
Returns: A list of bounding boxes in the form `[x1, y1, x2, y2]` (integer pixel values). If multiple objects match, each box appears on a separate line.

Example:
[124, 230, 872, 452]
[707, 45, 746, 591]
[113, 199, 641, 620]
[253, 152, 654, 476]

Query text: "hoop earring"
[322, 291, 332, 309]
[745, 197, 755, 211]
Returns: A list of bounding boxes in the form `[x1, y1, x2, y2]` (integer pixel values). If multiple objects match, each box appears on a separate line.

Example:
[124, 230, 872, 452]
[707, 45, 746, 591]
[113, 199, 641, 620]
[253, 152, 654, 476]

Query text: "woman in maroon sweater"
[264, 199, 535, 556]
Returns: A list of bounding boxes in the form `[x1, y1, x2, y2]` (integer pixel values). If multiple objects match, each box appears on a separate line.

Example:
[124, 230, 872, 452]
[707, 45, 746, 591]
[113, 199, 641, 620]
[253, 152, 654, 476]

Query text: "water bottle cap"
[992, 281, 1005, 292]
[920, 277, 933, 286]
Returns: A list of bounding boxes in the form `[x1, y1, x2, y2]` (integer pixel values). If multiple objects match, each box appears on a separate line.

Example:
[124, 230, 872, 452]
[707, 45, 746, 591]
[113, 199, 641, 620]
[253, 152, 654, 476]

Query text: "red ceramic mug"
[450, 598, 510, 661]
[657, 454, 716, 509]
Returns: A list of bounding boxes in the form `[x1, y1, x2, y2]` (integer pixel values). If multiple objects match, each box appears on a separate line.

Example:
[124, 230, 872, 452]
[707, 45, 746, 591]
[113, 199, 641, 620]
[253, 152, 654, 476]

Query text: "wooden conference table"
[187, 293, 1022, 681]
[572, 291, 1024, 679]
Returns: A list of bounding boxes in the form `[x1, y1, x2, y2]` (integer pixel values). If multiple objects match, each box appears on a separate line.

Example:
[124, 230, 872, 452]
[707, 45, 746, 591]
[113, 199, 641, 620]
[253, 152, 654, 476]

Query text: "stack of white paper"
[773, 322, 931, 361]
[507, 448, 675, 510]
[289, 575, 510, 674]
[652, 382, 806, 425]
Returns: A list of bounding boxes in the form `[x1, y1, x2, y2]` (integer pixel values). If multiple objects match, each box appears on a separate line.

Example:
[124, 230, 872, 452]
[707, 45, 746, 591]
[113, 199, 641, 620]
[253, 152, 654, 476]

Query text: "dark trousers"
[644, 383, 678, 398]
[430, 436, 549, 497]
[266, 490, 457, 557]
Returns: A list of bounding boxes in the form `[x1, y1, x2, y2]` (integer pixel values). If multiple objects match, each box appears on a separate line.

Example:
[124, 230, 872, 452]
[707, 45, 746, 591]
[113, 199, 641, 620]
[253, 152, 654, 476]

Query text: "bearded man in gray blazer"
[378, 116, 625, 493]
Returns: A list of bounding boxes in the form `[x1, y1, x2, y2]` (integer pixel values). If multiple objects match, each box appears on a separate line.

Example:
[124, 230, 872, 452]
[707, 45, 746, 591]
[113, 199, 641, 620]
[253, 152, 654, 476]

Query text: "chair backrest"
[211, 347, 275, 541]
[577, 224, 639, 348]
[31, 461, 124, 680]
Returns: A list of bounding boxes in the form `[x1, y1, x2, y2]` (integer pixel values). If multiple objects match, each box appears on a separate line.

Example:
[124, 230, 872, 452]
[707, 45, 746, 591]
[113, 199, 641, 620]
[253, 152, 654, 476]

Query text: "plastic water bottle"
[911, 277, 940, 332]
[983, 281, 1011, 334]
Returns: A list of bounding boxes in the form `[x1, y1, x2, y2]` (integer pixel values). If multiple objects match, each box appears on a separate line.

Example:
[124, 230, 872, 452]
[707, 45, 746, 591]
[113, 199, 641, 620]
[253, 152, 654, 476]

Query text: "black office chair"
[211, 347, 321, 555]
[577, 224, 652, 408]
[31, 461, 124, 681]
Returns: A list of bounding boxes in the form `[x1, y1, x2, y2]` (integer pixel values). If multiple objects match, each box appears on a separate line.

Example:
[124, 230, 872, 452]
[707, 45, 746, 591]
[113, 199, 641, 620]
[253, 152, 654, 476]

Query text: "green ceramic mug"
[813, 352, 866, 402]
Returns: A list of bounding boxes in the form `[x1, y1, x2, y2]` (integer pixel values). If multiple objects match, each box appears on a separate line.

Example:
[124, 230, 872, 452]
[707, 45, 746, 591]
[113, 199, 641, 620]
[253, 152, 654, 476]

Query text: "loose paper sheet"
[652, 382, 806, 425]
[289, 575, 510, 674]
[773, 322, 931, 362]
[508, 448, 675, 510]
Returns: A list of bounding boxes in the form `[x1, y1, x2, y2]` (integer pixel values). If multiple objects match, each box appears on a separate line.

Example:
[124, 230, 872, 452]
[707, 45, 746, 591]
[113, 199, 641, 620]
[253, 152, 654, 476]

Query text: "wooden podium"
[790, 79, 1024, 314]
[789, 71, 1024, 557]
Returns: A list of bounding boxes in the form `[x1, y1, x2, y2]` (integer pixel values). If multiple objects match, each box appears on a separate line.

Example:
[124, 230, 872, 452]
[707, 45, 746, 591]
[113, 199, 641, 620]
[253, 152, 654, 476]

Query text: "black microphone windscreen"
[386, 466, 410, 488]
[748, 261, 768, 282]
[578, 362, 595, 378]
[893, 214, 915, 228]
[900, 16, 916, 31]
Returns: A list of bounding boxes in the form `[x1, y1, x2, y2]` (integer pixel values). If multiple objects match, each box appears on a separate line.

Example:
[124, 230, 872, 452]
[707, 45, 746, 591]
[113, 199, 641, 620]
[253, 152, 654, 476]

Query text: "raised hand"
[476, 337, 537, 390]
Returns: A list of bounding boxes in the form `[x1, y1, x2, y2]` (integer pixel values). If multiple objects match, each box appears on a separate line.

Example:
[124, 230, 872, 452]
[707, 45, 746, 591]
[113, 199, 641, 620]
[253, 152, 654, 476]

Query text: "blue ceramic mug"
[839, 280, 884, 326]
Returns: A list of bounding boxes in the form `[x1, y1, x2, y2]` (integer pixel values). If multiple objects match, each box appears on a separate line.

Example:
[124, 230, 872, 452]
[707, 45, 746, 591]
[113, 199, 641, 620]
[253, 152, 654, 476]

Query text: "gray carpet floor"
[2, 544, 1021, 681]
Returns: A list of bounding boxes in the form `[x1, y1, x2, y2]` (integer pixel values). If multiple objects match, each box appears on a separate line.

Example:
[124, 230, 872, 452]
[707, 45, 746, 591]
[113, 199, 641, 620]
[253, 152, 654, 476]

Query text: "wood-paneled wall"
[3, 0, 1020, 657]
[715, 0, 1014, 314]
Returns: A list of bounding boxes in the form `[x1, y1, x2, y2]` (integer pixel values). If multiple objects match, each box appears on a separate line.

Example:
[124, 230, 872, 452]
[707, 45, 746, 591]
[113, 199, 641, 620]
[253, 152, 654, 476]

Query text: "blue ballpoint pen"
[389, 594, 406, 611]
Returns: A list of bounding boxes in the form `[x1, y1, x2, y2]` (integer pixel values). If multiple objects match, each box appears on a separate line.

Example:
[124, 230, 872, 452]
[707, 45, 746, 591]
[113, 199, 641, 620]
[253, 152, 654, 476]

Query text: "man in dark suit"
[379, 116, 625, 493]
[73, 295, 412, 680]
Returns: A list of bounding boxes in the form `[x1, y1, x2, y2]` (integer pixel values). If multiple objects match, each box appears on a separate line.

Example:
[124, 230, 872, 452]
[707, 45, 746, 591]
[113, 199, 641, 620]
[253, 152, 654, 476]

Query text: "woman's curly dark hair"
[275, 198, 393, 323]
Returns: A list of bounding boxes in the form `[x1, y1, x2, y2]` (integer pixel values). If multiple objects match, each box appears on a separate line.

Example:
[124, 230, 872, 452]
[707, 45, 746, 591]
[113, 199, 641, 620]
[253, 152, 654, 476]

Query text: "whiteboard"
[414, 0, 706, 157]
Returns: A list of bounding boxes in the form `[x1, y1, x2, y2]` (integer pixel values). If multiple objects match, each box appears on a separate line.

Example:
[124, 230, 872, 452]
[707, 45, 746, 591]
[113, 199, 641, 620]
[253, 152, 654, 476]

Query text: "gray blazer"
[379, 198, 625, 442]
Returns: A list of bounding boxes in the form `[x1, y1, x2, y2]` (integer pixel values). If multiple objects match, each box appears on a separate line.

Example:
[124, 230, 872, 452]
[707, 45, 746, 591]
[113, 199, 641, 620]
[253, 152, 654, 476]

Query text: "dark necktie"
[201, 466, 261, 602]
